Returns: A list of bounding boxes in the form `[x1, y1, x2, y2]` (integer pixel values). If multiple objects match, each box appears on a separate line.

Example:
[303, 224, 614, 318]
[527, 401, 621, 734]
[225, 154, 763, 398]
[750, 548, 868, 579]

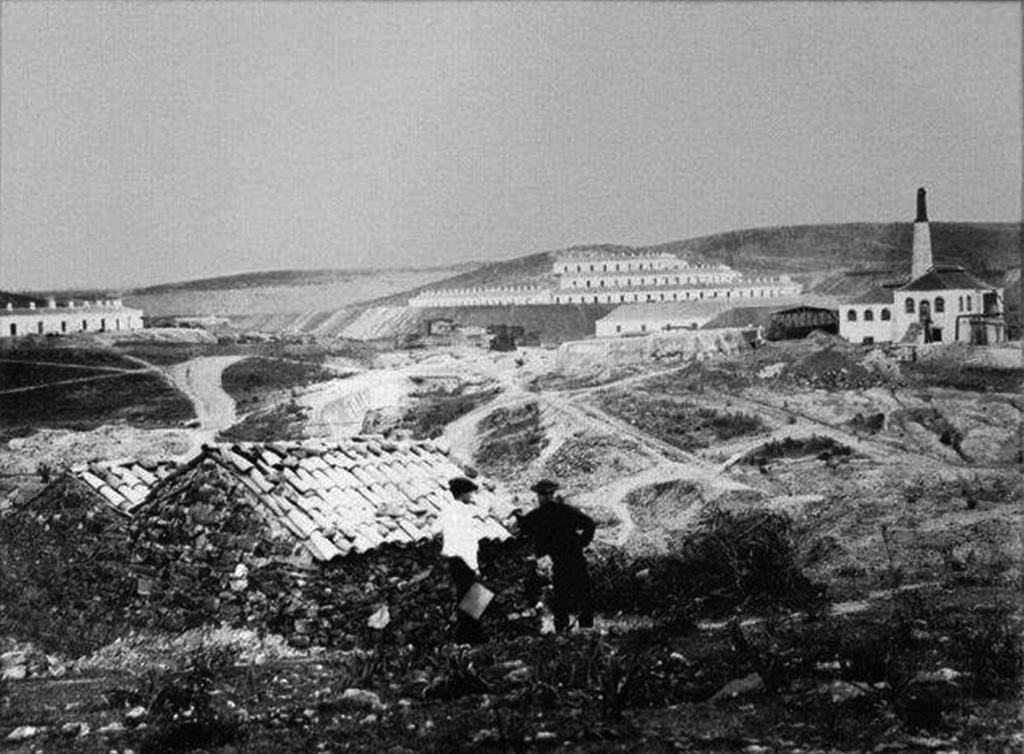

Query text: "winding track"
[164, 356, 246, 441]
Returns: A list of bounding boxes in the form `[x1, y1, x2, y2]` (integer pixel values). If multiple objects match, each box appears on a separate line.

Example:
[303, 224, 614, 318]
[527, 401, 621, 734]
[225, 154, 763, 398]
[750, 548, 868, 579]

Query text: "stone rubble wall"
[5, 461, 537, 652]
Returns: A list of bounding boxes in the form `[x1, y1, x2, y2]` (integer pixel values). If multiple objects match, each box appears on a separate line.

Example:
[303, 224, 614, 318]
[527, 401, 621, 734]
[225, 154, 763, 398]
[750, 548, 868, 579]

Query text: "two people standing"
[439, 475, 595, 643]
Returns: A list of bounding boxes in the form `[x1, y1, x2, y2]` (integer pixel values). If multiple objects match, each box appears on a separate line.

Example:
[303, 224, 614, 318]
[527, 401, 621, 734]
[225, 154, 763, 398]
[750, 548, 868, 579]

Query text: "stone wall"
[3, 463, 537, 652]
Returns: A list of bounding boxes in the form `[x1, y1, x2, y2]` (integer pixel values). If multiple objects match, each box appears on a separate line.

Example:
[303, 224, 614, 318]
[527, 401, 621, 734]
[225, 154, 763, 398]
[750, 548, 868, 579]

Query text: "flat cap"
[530, 479, 559, 494]
[448, 476, 479, 495]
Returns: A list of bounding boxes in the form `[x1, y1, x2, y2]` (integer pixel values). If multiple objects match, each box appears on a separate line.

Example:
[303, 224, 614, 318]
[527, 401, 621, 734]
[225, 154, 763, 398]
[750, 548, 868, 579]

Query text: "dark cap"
[531, 479, 559, 494]
[448, 476, 479, 496]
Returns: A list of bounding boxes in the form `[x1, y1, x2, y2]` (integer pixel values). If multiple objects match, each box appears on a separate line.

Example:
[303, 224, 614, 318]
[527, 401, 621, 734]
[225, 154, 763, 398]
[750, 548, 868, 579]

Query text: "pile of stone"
[5, 438, 535, 651]
[124, 460, 533, 647]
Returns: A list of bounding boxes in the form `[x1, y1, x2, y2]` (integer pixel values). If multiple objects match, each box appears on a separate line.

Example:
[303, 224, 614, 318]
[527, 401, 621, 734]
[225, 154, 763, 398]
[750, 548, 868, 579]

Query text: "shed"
[765, 306, 840, 340]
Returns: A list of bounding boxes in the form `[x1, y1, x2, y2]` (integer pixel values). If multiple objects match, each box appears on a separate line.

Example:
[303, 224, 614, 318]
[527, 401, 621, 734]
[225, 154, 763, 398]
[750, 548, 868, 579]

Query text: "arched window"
[37, 321, 44, 334]
[847, 309, 857, 322]
[934, 297, 945, 313]
[966, 296, 972, 312]
[958, 296, 964, 312]
[905, 298, 915, 314]
[880, 308, 891, 321]
[864, 309, 874, 321]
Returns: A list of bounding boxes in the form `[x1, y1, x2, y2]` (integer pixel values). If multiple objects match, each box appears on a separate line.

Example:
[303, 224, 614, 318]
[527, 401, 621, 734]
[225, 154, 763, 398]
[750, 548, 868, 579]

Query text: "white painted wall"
[838, 304, 896, 343]
[895, 288, 1001, 343]
[1, 303, 144, 337]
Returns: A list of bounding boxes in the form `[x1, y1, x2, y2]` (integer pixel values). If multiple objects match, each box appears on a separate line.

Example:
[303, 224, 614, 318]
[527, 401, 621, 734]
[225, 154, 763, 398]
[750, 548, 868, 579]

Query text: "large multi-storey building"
[408, 249, 801, 307]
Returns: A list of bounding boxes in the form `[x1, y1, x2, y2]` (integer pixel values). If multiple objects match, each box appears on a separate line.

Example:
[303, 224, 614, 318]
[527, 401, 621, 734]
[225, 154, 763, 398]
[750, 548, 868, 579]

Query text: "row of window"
[7, 318, 126, 336]
[847, 295, 976, 323]
[560, 261, 679, 274]
[556, 288, 785, 304]
[846, 308, 892, 322]
[904, 296, 973, 315]
[572, 275, 734, 288]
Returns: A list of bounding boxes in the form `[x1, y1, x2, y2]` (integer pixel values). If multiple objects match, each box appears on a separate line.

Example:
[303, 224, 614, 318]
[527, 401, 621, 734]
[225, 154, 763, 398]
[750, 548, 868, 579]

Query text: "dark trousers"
[448, 557, 487, 645]
[552, 552, 593, 633]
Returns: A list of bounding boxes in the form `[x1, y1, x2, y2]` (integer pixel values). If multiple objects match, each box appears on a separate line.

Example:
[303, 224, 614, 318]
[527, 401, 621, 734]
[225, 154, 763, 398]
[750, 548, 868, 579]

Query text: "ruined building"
[13, 438, 529, 648]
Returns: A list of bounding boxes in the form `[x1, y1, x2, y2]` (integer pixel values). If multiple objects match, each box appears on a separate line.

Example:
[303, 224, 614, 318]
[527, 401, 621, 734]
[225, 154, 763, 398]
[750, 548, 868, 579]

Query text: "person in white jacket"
[439, 476, 487, 644]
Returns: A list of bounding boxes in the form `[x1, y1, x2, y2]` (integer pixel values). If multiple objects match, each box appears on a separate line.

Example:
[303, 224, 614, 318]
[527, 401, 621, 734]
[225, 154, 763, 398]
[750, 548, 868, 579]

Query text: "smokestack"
[915, 187, 928, 223]
[911, 186, 933, 279]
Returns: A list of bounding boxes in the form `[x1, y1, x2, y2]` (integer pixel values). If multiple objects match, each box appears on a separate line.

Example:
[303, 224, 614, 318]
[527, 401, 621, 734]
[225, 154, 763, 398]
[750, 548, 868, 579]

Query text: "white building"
[408, 285, 551, 307]
[409, 247, 801, 308]
[838, 188, 1006, 345]
[594, 300, 738, 336]
[0, 297, 144, 338]
[893, 267, 1005, 344]
[838, 288, 897, 345]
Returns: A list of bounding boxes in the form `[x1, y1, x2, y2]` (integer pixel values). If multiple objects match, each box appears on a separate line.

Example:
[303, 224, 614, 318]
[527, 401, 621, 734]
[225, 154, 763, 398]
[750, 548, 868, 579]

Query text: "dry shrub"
[591, 507, 823, 621]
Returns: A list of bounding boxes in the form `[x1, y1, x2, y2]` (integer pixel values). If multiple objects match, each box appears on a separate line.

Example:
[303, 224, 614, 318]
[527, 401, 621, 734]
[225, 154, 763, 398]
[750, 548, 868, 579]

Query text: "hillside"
[122, 264, 478, 317]
[131, 264, 479, 295]
[388, 222, 1020, 303]
[33, 222, 1015, 324]
[0, 291, 47, 308]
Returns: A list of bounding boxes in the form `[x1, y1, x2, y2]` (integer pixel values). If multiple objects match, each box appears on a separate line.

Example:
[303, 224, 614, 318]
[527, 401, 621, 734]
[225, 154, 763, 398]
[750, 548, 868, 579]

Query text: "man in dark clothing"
[514, 480, 596, 633]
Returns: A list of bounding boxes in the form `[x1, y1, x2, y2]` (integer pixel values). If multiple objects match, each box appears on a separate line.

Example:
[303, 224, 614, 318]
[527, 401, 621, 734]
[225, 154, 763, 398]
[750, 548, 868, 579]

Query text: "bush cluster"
[591, 507, 824, 621]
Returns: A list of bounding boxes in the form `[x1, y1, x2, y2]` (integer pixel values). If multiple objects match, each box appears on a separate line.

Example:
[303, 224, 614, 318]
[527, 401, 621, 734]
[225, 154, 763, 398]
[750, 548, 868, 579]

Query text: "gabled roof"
[597, 300, 737, 323]
[899, 266, 994, 292]
[850, 287, 897, 305]
[145, 438, 513, 562]
[70, 458, 181, 514]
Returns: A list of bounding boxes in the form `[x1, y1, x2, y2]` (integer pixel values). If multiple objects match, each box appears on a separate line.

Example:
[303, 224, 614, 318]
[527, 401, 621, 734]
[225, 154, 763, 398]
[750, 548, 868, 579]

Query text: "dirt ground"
[1, 336, 1021, 751]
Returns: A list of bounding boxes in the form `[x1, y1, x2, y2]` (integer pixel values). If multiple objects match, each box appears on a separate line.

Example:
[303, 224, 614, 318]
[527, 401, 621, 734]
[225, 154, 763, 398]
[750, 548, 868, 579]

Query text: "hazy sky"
[1, 2, 1020, 290]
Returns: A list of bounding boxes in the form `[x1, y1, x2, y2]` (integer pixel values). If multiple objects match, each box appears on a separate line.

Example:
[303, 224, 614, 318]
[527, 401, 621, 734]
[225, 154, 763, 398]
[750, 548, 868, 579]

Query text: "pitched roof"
[150, 438, 513, 562]
[899, 266, 995, 292]
[70, 458, 181, 514]
[598, 300, 738, 323]
[850, 287, 897, 305]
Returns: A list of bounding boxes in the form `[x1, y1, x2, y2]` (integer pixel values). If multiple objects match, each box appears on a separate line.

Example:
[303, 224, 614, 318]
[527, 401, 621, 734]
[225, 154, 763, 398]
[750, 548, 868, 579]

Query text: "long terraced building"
[408, 248, 801, 308]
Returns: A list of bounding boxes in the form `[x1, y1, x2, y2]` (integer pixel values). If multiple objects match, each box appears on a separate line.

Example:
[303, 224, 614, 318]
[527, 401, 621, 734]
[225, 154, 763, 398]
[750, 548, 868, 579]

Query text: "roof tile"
[66, 439, 512, 561]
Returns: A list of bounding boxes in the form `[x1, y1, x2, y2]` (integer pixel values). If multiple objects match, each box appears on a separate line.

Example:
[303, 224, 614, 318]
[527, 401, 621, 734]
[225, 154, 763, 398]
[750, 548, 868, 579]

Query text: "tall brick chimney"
[911, 187, 933, 280]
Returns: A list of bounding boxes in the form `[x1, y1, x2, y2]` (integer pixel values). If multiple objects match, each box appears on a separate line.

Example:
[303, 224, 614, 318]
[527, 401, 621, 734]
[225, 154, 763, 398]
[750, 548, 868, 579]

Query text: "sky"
[1, 2, 1020, 290]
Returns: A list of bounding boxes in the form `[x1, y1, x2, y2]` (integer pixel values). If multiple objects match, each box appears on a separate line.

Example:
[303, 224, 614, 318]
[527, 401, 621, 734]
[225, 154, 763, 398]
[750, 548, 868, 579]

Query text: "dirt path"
[0, 358, 146, 373]
[165, 356, 246, 440]
[0, 371, 145, 395]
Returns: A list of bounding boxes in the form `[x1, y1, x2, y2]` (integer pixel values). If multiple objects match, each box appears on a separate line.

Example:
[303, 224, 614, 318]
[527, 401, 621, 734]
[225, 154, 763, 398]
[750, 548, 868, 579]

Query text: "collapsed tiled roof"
[70, 458, 180, 515]
[159, 439, 514, 562]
